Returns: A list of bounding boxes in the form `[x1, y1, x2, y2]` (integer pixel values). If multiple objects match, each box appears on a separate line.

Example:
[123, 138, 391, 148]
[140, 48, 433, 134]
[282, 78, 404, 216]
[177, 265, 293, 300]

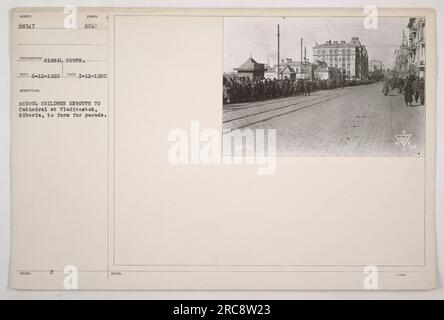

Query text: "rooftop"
[313, 37, 363, 49]
[234, 57, 265, 71]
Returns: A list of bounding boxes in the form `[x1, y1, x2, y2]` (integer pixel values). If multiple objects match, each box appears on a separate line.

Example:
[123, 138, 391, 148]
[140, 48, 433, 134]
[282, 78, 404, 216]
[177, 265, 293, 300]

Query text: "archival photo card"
[9, 8, 436, 290]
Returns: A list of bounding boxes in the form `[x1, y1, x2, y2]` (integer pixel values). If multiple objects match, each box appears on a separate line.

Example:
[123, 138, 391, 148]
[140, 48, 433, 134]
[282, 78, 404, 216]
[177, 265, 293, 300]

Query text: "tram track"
[224, 91, 339, 123]
[223, 94, 313, 112]
[223, 85, 372, 132]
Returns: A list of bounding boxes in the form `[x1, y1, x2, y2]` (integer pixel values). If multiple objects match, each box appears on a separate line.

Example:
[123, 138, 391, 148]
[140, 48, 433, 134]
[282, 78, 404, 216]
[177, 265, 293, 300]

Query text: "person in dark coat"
[293, 79, 299, 96]
[412, 77, 420, 103]
[419, 78, 425, 105]
[397, 77, 404, 93]
[298, 79, 303, 95]
[283, 78, 291, 96]
[389, 77, 395, 90]
[403, 77, 413, 106]
[274, 79, 282, 98]
[382, 79, 390, 96]
[302, 80, 308, 96]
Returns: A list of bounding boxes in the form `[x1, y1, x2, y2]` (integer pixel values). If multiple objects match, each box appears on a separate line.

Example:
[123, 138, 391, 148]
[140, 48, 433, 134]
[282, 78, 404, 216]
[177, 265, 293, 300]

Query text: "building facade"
[276, 59, 313, 79]
[314, 66, 343, 81]
[394, 18, 425, 78]
[264, 59, 313, 80]
[407, 17, 426, 78]
[313, 37, 368, 79]
[369, 59, 383, 72]
[233, 57, 265, 80]
[393, 31, 410, 75]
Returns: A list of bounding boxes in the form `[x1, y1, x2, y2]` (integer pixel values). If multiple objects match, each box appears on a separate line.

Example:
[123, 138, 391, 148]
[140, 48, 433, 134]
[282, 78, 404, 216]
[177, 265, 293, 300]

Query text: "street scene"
[223, 17, 426, 156]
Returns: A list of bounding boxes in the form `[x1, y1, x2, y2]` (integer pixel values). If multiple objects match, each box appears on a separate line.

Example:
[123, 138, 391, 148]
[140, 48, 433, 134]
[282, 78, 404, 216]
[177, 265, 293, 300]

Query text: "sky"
[224, 17, 410, 72]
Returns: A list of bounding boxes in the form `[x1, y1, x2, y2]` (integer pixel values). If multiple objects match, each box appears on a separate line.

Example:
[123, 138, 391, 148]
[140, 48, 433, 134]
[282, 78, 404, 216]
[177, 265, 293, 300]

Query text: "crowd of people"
[382, 75, 425, 106]
[223, 76, 352, 104]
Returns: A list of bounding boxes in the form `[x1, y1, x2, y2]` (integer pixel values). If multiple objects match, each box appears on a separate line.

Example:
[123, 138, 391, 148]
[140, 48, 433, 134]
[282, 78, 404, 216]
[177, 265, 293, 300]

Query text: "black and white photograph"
[223, 17, 426, 156]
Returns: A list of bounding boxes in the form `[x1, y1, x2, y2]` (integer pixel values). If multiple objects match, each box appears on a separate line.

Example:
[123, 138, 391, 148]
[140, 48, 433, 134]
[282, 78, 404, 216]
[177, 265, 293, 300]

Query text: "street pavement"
[223, 82, 424, 156]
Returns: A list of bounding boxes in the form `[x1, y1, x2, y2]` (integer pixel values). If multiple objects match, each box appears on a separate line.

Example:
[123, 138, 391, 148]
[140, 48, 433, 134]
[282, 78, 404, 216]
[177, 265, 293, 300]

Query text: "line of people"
[382, 75, 425, 106]
[223, 77, 347, 104]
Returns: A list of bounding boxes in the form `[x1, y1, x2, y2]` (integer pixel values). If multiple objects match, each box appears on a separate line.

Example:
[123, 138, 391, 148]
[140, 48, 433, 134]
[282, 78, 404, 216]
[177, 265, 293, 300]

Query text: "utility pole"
[301, 37, 303, 63]
[277, 24, 280, 79]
